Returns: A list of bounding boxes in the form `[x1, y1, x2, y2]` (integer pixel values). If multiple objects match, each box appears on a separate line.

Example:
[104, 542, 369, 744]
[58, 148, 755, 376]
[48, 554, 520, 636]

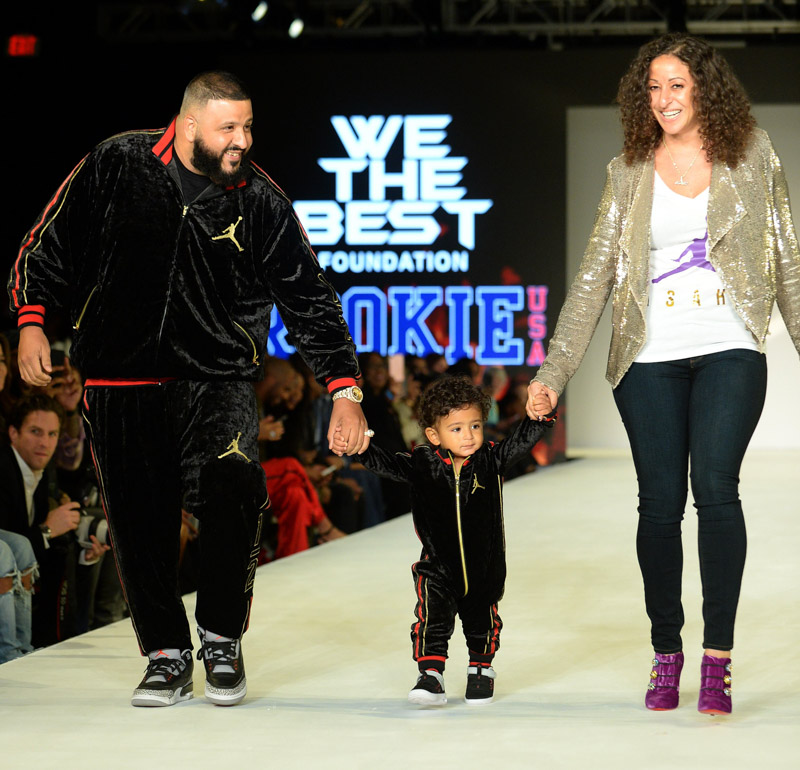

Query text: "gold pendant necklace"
[663, 138, 704, 186]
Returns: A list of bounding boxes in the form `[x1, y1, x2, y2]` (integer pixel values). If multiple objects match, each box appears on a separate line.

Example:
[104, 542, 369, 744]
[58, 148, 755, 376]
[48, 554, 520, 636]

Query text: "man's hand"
[45, 501, 81, 538]
[258, 415, 285, 442]
[328, 398, 370, 456]
[526, 381, 558, 421]
[46, 357, 83, 412]
[306, 463, 330, 484]
[83, 534, 110, 563]
[18, 326, 53, 386]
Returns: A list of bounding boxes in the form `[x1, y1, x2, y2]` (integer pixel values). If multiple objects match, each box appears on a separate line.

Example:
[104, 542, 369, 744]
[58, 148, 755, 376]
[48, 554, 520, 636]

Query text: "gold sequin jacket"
[535, 128, 800, 394]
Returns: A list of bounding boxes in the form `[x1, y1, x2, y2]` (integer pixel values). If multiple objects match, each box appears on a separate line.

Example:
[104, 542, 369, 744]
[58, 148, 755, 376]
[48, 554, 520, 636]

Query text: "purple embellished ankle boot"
[645, 651, 684, 710]
[698, 654, 732, 715]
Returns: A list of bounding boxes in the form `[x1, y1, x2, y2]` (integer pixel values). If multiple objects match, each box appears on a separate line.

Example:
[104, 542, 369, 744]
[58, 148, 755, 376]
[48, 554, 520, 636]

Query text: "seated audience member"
[447, 356, 483, 385]
[425, 352, 448, 376]
[0, 334, 11, 442]
[482, 366, 510, 443]
[394, 372, 431, 450]
[256, 358, 347, 559]
[42, 350, 85, 473]
[358, 352, 411, 519]
[0, 529, 37, 663]
[0, 336, 37, 662]
[289, 354, 384, 530]
[39, 351, 121, 631]
[404, 354, 429, 379]
[0, 394, 107, 647]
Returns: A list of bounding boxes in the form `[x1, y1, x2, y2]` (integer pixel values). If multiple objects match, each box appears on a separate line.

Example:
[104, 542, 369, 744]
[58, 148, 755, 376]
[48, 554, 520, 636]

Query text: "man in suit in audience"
[0, 394, 90, 646]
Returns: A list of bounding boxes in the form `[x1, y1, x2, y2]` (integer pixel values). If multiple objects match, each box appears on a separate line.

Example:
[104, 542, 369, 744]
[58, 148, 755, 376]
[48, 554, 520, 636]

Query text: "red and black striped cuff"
[17, 305, 45, 329]
[325, 376, 357, 395]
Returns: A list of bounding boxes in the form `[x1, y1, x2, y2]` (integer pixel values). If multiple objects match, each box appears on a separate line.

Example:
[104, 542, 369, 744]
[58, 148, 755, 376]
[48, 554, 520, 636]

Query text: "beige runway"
[1, 450, 798, 769]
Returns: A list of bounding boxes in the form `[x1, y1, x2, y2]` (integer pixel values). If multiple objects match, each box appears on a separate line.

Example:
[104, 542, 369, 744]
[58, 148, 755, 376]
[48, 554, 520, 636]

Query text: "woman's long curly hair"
[617, 33, 755, 167]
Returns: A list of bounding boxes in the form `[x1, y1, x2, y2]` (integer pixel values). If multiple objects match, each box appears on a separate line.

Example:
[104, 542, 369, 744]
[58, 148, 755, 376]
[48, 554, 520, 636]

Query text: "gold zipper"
[73, 285, 99, 330]
[453, 456, 469, 597]
[233, 321, 260, 365]
[498, 474, 506, 553]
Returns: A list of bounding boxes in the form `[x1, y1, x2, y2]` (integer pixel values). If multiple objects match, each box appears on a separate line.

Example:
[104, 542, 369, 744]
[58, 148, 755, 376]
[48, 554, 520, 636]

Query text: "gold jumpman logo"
[217, 432, 251, 462]
[211, 216, 244, 252]
[471, 475, 486, 495]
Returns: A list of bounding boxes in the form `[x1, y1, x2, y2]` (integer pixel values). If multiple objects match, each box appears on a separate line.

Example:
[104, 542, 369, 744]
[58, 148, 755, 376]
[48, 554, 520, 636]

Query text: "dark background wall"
[3, 36, 799, 340]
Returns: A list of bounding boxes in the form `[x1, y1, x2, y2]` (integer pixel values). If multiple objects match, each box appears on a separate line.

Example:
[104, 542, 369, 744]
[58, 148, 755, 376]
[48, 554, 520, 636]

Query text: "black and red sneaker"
[464, 665, 495, 705]
[408, 670, 447, 706]
[131, 649, 193, 707]
[197, 627, 246, 706]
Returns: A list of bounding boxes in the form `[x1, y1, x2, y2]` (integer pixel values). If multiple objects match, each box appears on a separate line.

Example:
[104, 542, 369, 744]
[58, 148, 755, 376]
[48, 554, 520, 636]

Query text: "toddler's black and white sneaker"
[464, 665, 495, 705]
[408, 670, 447, 706]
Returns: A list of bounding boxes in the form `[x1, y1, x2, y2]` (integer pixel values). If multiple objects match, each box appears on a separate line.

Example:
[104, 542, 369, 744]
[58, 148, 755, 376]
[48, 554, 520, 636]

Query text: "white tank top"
[635, 173, 757, 363]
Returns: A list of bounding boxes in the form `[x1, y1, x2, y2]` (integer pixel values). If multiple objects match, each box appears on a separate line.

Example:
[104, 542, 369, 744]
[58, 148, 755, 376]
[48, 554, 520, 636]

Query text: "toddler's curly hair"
[418, 375, 492, 430]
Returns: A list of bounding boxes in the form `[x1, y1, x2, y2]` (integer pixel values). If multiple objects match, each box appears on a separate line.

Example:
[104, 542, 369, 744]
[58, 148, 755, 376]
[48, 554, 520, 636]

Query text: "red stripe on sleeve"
[326, 377, 357, 393]
[11, 157, 88, 309]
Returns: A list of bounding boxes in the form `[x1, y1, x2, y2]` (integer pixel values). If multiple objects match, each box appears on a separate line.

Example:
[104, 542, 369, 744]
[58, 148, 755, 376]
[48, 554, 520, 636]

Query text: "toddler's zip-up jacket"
[359, 413, 556, 601]
[8, 119, 359, 388]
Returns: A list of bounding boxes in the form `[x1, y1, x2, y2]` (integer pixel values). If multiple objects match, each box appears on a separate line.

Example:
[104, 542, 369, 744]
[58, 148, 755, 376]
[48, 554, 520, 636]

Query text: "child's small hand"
[526, 381, 558, 420]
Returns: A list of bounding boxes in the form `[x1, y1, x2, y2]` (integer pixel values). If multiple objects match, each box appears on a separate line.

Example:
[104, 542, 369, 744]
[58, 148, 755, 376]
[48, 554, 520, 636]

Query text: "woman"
[527, 33, 800, 715]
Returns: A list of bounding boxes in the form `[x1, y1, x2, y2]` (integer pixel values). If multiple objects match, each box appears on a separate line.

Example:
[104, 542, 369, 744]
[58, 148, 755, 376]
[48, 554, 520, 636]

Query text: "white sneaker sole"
[205, 679, 247, 706]
[131, 684, 194, 707]
[408, 690, 447, 706]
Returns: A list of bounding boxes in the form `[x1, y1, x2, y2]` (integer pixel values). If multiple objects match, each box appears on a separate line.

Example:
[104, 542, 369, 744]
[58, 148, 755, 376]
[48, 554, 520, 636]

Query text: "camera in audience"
[76, 510, 109, 550]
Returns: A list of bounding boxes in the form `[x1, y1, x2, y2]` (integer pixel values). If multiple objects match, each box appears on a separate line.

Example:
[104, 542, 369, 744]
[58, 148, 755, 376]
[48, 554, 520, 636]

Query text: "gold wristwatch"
[332, 386, 364, 404]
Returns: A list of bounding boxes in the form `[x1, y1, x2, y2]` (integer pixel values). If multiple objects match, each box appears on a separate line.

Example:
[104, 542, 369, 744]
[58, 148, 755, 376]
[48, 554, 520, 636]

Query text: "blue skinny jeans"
[0, 530, 37, 664]
[613, 348, 767, 653]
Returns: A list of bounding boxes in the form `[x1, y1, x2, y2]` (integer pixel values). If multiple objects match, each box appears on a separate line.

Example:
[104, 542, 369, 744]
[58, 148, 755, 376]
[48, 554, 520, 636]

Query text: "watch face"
[351, 386, 364, 403]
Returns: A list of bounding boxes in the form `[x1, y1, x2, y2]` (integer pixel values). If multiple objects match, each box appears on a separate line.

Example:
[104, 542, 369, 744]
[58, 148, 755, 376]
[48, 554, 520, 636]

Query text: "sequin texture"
[535, 129, 800, 394]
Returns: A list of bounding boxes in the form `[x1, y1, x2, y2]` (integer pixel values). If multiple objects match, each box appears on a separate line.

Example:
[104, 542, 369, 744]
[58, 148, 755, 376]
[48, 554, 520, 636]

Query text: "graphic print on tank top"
[634, 175, 757, 363]
[652, 229, 713, 284]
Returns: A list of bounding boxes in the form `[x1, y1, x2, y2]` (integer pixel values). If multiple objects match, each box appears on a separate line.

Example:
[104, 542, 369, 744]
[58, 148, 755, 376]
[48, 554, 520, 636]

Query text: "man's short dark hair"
[418, 375, 492, 430]
[8, 393, 65, 432]
[182, 71, 251, 111]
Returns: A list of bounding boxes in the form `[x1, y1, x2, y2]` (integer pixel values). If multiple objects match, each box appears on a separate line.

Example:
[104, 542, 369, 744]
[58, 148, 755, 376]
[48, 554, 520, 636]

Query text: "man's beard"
[191, 133, 249, 187]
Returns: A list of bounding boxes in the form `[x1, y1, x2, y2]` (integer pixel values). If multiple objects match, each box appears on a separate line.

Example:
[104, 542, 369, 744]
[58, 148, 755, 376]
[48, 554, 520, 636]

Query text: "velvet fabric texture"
[411, 557, 503, 663]
[698, 654, 733, 714]
[360, 414, 554, 662]
[9, 120, 359, 385]
[645, 651, 684, 711]
[82, 381, 268, 653]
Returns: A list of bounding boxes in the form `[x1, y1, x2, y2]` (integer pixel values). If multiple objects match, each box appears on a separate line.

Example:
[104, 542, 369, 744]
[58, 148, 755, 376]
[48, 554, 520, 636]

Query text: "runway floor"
[2, 451, 798, 769]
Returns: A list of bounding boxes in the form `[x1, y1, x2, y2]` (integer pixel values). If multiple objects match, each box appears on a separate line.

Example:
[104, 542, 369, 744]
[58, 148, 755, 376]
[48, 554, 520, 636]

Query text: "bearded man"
[8, 72, 369, 707]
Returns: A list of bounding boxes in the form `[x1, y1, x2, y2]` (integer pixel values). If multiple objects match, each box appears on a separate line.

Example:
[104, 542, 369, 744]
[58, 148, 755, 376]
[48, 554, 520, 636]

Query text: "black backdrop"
[4, 40, 799, 369]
